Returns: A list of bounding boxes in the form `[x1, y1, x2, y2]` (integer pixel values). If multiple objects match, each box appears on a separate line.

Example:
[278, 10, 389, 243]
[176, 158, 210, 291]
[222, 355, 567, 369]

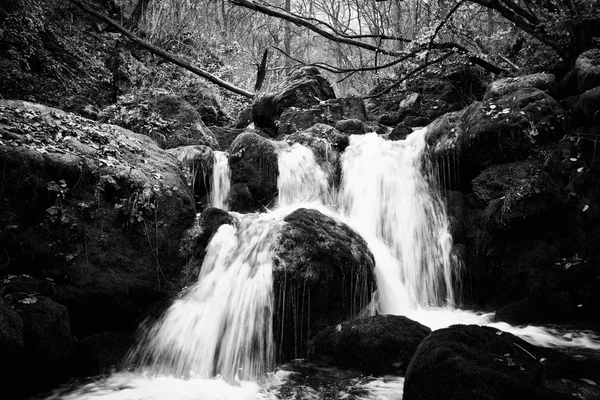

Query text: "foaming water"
[126, 213, 283, 381]
[339, 131, 459, 308]
[276, 143, 331, 206]
[43, 372, 274, 400]
[210, 151, 231, 210]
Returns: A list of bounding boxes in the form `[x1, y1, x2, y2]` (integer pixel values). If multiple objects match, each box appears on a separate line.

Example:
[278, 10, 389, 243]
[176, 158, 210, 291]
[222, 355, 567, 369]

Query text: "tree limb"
[229, 0, 405, 57]
[67, 0, 255, 98]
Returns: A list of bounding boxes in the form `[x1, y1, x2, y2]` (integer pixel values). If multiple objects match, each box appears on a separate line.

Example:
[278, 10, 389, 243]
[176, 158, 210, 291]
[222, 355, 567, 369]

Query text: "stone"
[575, 86, 600, 124]
[335, 119, 367, 135]
[310, 314, 431, 375]
[102, 90, 219, 149]
[252, 67, 335, 137]
[273, 208, 376, 360]
[575, 48, 600, 93]
[404, 324, 600, 400]
[0, 100, 196, 338]
[228, 130, 280, 210]
[484, 73, 556, 100]
[15, 296, 76, 390]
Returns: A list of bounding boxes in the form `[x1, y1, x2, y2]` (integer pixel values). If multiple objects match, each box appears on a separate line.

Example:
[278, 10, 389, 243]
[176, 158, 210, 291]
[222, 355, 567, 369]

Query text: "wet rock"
[102, 90, 219, 149]
[15, 295, 76, 391]
[0, 296, 25, 394]
[484, 73, 556, 100]
[209, 126, 244, 150]
[427, 88, 565, 179]
[284, 123, 348, 176]
[75, 331, 133, 376]
[252, 67, 335, 137]
[273, 208, 375, 360]
[234, 106, 253, 129]
[389, 123, 412, 141]
[278, 97, 367, 137]
[574, 86, 600, 124]
[472, 161, 561, 229]
[494, 293, 574, 325]
[0, 100, 196, 338]
[335, 119, 367, 135]
[167, 145, 214, 205]
[228, 130, 280, 210]
[310, 314, 431, 375]
[404, 324, 600, 400]
[575, 48, 600, 93]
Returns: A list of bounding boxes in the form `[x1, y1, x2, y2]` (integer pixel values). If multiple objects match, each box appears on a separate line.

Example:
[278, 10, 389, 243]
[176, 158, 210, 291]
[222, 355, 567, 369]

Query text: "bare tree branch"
[229, 0, 405, 57]
[67, 0, 255, 98]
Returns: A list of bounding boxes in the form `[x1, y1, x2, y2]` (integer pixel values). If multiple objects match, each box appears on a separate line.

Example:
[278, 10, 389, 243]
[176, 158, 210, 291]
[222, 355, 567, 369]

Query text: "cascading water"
[210, 151, 231, 210]
[339, 131, 459, 310]
[47, 129, 600, 400]
[276, 142, 331, 206]
[126, 212, 280, 382]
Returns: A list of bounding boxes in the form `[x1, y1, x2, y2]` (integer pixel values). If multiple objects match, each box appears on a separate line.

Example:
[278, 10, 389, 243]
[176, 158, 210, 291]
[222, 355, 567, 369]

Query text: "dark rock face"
[252, 67, 336, 137]
[367, 65, 487, 127]
[0, 100, 196, 338]
[102, 91, 219, 149]
[278, 97, 368, 137]
[15, 295, 76, 391]
[483, 73, 556, 100]
[272, 208, 375, 361]
[0, 296, 25, 395]
[167, 145, 214, 206]
[335, 119, 367, 135]
[75, 331, 132, 377]
[228, 130, 280, 211]
[404, 324, 600, 400]
[574, 86, 600, 124]
[310, 314, 431, 375]
[427, 87, 565, 184]
[575, 48, 600, 93]
[178, 207, 236, 284]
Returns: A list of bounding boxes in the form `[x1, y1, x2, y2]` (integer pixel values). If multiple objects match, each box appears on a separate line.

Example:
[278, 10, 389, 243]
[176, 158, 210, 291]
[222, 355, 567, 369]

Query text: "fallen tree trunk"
[67, 0, 255, 98]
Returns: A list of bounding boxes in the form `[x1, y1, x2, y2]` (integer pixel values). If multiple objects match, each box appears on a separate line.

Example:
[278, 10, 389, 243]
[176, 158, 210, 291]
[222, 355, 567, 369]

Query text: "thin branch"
[67, 0, 255, 98]
[364, 52, 455, 100]
[229, 0, 405, 57]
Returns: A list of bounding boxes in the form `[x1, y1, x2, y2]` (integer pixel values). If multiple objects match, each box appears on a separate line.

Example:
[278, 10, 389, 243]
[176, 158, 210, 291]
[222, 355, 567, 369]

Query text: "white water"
[339, 131, 458, 309]
[49, 131, 600, 400]
[210, 151, 231, 210]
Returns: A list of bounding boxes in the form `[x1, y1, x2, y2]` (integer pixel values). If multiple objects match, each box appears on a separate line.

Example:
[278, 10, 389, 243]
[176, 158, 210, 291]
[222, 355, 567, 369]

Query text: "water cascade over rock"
[210, 151, 231, 210]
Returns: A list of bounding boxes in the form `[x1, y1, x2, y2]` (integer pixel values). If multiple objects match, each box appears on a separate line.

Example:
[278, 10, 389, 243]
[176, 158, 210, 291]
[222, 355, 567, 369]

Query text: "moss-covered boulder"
[0, 100, 196, 338]
[228, 130, 279, 211]
[273, 208, 375, 360]
[310, 314, 431, 375]
[252, 67, 336, 137]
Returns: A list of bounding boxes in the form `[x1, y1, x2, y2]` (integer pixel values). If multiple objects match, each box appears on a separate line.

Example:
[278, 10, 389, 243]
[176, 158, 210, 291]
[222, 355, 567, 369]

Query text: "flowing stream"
[46, 130, 600, 400]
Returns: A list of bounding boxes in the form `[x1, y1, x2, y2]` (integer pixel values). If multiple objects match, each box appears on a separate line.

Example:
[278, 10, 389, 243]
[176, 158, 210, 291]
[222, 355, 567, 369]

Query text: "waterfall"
[210, 151, 231, 210]
[339, 131, 460, 309]
[276, 143, 330, 206]
[127, 212, 286, 381]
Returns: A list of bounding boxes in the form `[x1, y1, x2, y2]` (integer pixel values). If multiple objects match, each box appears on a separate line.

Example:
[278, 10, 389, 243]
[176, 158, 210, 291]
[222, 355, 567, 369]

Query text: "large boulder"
[484, 73, 556, 100]
[473, 161, 561, 229]
[278, 97, 367, 137]
[102, 90, 219, 149]
[404, 324, 600, 400]
[228, 130, 280, 210]
[575, 48, 600, 93]
[0, 100, 196, 337]
[252, 67, 336, 137]
[427, 87, 565, 182]
[574, 86, 600, 124]
[310, 314, 431, 375]
[273, 208, 376, 360]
